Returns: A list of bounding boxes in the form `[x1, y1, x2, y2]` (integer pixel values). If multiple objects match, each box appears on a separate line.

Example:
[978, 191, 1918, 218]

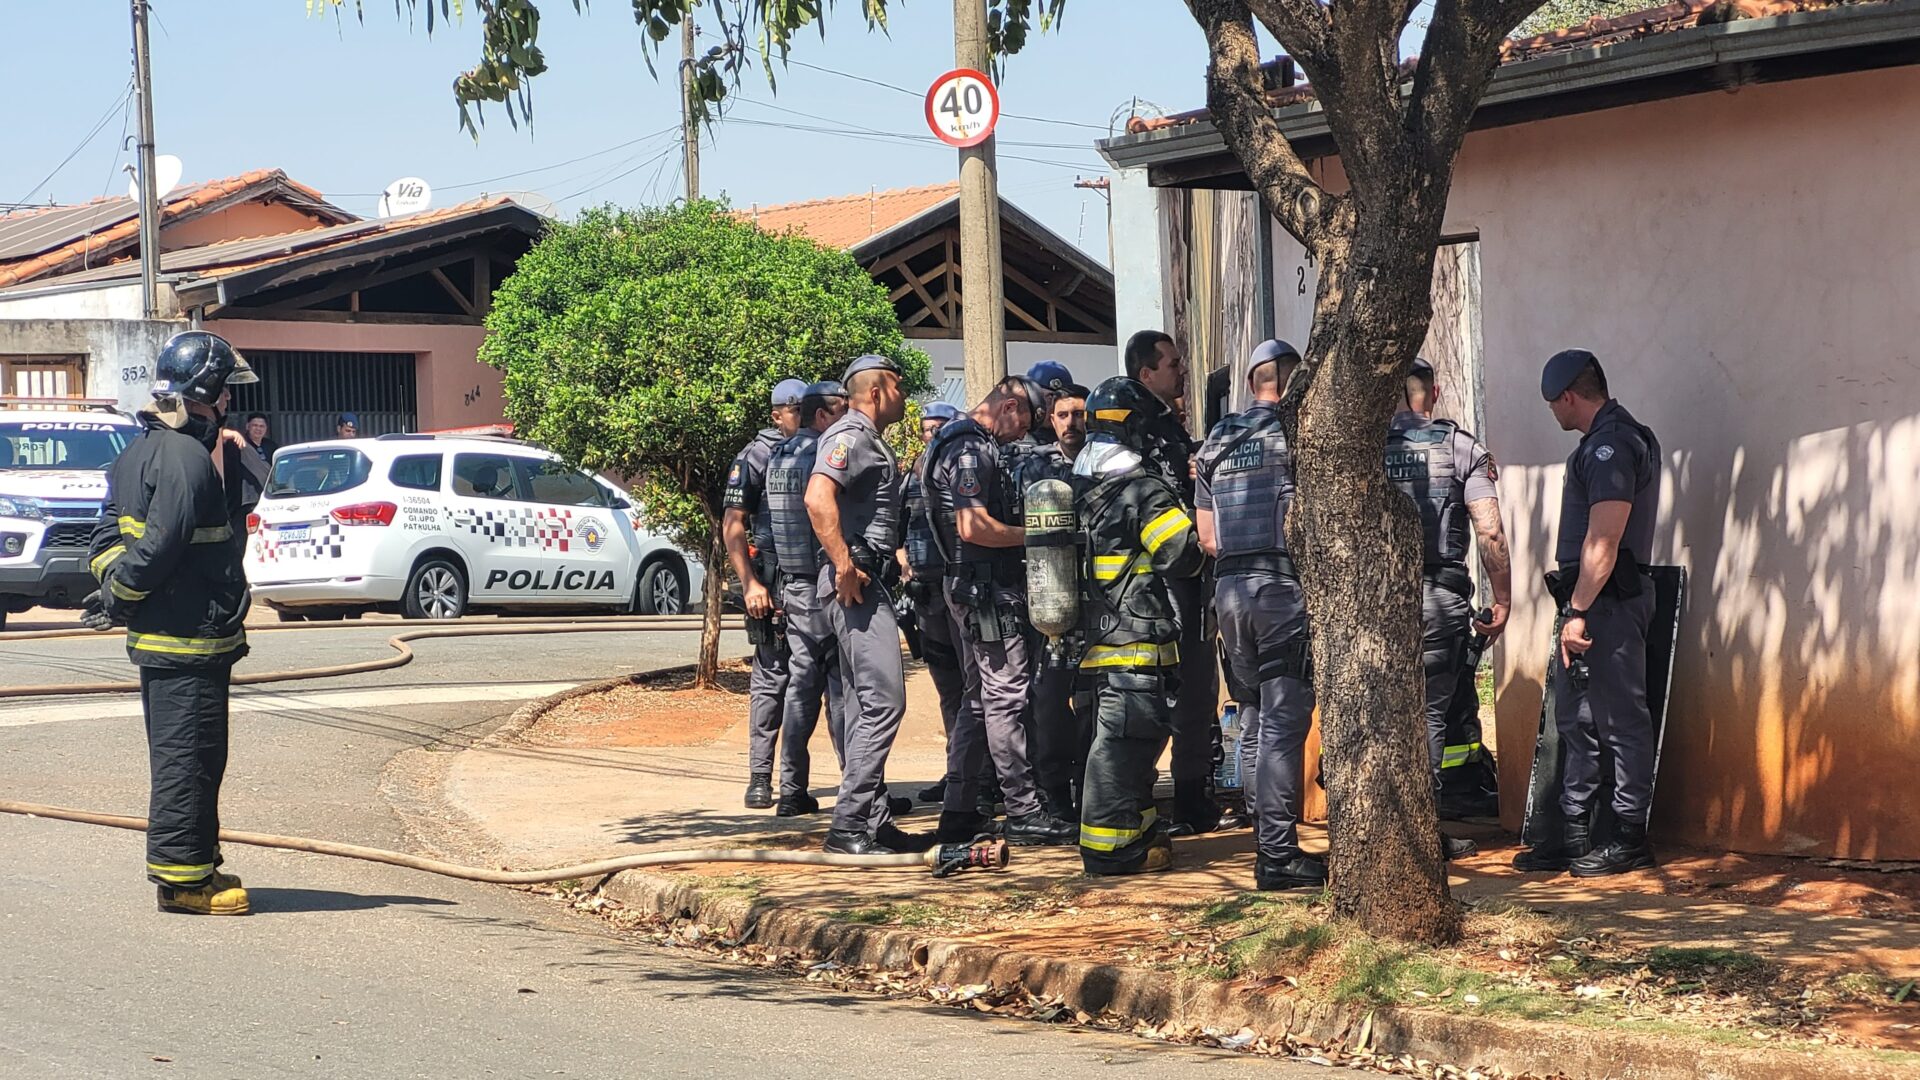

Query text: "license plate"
[273, 525, 312, 542]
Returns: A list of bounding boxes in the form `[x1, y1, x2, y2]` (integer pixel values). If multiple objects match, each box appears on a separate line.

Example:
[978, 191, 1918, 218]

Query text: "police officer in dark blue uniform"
[765, 381, 851, 817]
[724, 378, 808, 809]
[1194, 340, 1325, 891]
[1515, 349, 1663, 877]
[902, 401, 967, 806]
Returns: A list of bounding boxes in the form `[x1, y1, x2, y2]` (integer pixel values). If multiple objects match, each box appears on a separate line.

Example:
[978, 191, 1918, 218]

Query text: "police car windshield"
[0, 421, 130, 470]
[267, 448, 372, 498]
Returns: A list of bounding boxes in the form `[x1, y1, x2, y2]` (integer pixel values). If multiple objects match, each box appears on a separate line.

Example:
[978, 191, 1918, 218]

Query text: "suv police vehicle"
[246, 433, 701, 621]
[0, 398, 139, 630]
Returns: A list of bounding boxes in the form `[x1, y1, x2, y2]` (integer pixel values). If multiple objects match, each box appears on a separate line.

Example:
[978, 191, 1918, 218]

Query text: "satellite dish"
[127, 154, 184, 201]
[378, 177, 432, 218]
[495, 190, 559, 219]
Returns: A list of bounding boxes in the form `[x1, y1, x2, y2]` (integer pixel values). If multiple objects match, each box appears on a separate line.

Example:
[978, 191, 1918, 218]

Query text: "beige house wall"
[208, 319, 499, 433]
[1430, 65, 1920, 859]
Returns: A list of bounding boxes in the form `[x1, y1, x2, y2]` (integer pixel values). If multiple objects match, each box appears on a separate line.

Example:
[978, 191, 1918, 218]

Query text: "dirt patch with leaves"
[520, 663, 751, 749]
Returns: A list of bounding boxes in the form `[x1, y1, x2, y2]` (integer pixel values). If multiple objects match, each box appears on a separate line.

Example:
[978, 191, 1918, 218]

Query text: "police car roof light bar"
[0, 396, 124, 412]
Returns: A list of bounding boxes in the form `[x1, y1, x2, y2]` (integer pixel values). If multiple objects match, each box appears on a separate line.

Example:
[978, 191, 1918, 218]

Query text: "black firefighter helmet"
[152, 331, 257, 407]
[1084, 376, 1169, 453]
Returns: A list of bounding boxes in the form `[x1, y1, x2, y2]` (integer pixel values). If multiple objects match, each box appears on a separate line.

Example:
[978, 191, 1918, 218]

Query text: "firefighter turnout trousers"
[1079, 661, 1181, 875]
[141, 664, 236, 887]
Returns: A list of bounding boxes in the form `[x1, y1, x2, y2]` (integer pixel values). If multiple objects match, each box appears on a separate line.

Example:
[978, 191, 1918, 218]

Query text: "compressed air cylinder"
[1024, 478, 1080, 640]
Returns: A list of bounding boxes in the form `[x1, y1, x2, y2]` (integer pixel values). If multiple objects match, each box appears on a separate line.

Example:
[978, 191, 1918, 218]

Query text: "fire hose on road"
[1, 615, 1014, 878]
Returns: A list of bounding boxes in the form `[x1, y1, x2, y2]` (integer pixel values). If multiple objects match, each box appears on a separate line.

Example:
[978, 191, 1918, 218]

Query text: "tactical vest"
[1384, 417, 1469, 569]
[766, 430, 824, 575]
[925, 418, 1017, 568]
[746, 427, 784, 551]
[903, 464, 944, 577]
[1203, 407, 1294, 560]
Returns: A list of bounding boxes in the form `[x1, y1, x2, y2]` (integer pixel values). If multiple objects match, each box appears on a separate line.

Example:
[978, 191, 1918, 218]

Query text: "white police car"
[0, 399, 140, 630]
[246, 434, 701, 620]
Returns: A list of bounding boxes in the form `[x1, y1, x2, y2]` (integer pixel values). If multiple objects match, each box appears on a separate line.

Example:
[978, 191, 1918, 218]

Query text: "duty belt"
[1215, 551, 1296, 578]
[1423, 564, 1473, 597]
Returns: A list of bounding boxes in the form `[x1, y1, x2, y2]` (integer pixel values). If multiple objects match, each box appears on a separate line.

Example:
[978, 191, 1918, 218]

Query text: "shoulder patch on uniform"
[1594, 444, 1615, 462]
[1484, 451, 1499, 482]
[727, 463, 742, 485]
[955, 455, 982, 497]
[826, 438, 851, 469]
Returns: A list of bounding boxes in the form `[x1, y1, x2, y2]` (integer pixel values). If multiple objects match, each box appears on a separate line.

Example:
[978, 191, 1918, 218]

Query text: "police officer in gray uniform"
[724, 378, 808, 809]
[1385, 358, 1514, 860]
[922, 376, 1077, 846]
[902, 401, 967, 806]
[1195, 340, 1325, 891]
[1514, 349, 1663, 877]
[806, 354, 928, 854]
[766, 381, 851, 817]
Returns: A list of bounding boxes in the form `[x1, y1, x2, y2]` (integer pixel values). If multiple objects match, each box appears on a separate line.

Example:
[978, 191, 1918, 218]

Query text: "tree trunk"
[695, 506, 726, 691]
[1288, 217, 1461, 947]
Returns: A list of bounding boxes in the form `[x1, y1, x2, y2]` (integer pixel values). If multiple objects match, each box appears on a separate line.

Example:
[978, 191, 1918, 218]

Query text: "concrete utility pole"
[131, 0, 161, 319]
[955, 0, 1006, 405]
[681, 19, 700, 201]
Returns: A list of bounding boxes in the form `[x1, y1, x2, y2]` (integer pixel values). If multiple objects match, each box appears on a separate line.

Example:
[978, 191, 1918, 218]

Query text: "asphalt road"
[0, 623, 1315, 1079]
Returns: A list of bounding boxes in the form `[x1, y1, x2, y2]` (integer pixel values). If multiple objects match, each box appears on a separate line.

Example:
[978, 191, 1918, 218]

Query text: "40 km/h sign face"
[925, 68, 1000, 148]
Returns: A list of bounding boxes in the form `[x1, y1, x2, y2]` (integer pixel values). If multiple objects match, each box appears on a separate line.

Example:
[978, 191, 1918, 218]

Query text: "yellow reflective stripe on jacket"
[1440, 742, 1483, 769]
[118, 517, 231, 544]
[1080, 808, 1158, 852]
[1090, 555, 1151, 582]
[126, 630, 246, 657]
[108, 578, 149, 602]
[147, 861, 216, 884]
[90, 544, 127, 579]
[1139, 507, 1192, 555]
[1078, 641, 1180, 669]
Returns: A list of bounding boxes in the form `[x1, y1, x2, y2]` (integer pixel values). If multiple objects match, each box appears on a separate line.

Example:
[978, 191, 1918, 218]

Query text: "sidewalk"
[429, 659, 1920, 1077]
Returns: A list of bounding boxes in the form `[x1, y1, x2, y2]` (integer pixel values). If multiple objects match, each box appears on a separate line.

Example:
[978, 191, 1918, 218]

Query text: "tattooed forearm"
[1468, 497, 1512, 604]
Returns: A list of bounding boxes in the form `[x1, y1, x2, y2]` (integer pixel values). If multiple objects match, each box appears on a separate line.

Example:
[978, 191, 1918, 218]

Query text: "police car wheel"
[404, 558, 468, 621]
[632, 558, 687, 616]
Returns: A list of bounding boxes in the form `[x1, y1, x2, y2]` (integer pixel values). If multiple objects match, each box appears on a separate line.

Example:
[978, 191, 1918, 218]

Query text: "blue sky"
[2, 2, 1263, 262]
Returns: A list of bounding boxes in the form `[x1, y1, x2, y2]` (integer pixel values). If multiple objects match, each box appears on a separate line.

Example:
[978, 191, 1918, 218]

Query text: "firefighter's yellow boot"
[156, 879, 251, 916]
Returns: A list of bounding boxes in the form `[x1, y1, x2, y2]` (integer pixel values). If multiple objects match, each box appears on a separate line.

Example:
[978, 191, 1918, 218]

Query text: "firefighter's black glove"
[79, 590, 118, 633]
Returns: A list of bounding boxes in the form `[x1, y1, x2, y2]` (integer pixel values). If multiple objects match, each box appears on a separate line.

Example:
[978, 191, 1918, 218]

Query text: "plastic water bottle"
[1214, 704, 1244, 793]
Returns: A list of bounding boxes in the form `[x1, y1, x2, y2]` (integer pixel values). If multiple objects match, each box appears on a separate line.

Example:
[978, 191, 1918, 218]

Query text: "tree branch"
[1188, 0, 1344, 251]
[1407, 0, 1548, 169]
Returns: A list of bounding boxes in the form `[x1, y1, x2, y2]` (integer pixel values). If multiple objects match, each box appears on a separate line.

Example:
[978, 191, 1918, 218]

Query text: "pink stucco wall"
[207, 319, 504, 433]
[1433, 65, 1920, 859]
[162, 203, 334, 251]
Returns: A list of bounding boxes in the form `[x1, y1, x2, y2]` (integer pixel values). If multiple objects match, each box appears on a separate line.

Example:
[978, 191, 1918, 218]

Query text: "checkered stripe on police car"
[254, 521, 346, 563]
[449, 506, 578, 552]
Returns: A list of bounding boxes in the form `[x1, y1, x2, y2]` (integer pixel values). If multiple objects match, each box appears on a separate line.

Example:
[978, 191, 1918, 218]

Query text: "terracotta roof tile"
[739, 182, 959, 249]
[0, 169, 343, 289]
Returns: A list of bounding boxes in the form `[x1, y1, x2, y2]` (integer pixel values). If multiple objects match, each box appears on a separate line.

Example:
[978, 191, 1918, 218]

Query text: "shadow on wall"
[1496, 410, 1920, 861]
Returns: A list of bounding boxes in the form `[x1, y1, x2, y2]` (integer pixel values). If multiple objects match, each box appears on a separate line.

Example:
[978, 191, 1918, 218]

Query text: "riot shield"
[1520, 565, 1686, 846]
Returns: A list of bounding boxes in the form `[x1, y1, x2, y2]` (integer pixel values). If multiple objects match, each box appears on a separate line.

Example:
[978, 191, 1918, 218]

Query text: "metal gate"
[226, 350, 417, 444]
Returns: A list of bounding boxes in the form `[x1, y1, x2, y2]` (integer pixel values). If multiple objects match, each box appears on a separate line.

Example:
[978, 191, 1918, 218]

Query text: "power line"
[721, 117, 1102, 171]
[730, 97, 1094, 152]
[13, 80, 136, 207]
[328, 124, 683, 198]
[773, 56, 1109, 132]
[557, 143, 681, 204]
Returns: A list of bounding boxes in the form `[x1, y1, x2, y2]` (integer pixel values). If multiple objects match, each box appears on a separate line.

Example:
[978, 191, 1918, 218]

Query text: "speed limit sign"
[925, 68, 1000, 148]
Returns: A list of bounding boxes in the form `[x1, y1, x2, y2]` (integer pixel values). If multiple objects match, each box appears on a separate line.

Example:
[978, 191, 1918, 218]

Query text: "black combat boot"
[936, 809, 989, 843]
[1442, 834, 1479, 861]
[743, 773, 774, 810]
[1167, 780, 1222, 837]
[1512, 820, 1591, 872]
[1003, 810, 1077, 847]
[823, 829, 892, 855]
[1255, 851, 1328, 891]
[775, 791, 820, 817]
[887, 795, 916, 817]
[1570, 819, 1655, 877]
[875, 822, 936, 853]
[917, 779, 948, 804]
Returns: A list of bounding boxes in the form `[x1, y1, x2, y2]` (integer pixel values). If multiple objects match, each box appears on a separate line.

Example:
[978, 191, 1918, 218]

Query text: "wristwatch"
[1560, 604, 1588, 620]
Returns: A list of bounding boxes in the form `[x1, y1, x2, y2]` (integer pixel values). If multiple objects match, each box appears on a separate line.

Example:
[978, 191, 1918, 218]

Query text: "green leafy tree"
[338, 0, 1583, 947]
[479, 201, 929, 687]
[1513, 0, 1635, 37]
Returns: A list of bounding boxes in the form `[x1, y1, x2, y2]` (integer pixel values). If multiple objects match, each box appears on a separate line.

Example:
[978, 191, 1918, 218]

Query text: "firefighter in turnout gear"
[724, 378, 808, 810]
[923, 376, 1076, 847]
[1195, 340, 1326, 891]
[902, 401, 967, 807]
[1385, 358, 1513, 859]
[85, 331, 259, 915]
[1073, 376, 1206, 875]
[765, 381, 851, 817]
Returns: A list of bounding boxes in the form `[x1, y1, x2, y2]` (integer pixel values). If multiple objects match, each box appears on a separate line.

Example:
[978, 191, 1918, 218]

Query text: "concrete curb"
[597, 868, 1907, 1080]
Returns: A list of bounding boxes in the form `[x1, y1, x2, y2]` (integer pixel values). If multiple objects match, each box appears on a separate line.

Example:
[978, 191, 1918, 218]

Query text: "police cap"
[770, 378, 808, 407]
[337, 411, 358, 427]
[1541, 349, 1598, 401]
[1411, 357, 1434, 377]
[921, 401, 961, 422]
[1248, 338, 1301, 377]
[1025, 360, 1075, 392]
[803, 379, 848, 401]
[842, 354, 903, 382]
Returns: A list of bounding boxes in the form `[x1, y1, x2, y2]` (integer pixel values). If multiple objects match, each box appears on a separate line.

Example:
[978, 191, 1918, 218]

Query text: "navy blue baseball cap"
[1541, 349, 1598, 400]
[803, 379, 848, 400]
[1026, 360, 1075, 392]
[842, 354, 903, 382]
[771, 379, 808, 407]
[1411, 357, 1434, 376]
[1248, 339, 1300, 376]
[336, 412, 358, 427]
[921, 401, 961, 422]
